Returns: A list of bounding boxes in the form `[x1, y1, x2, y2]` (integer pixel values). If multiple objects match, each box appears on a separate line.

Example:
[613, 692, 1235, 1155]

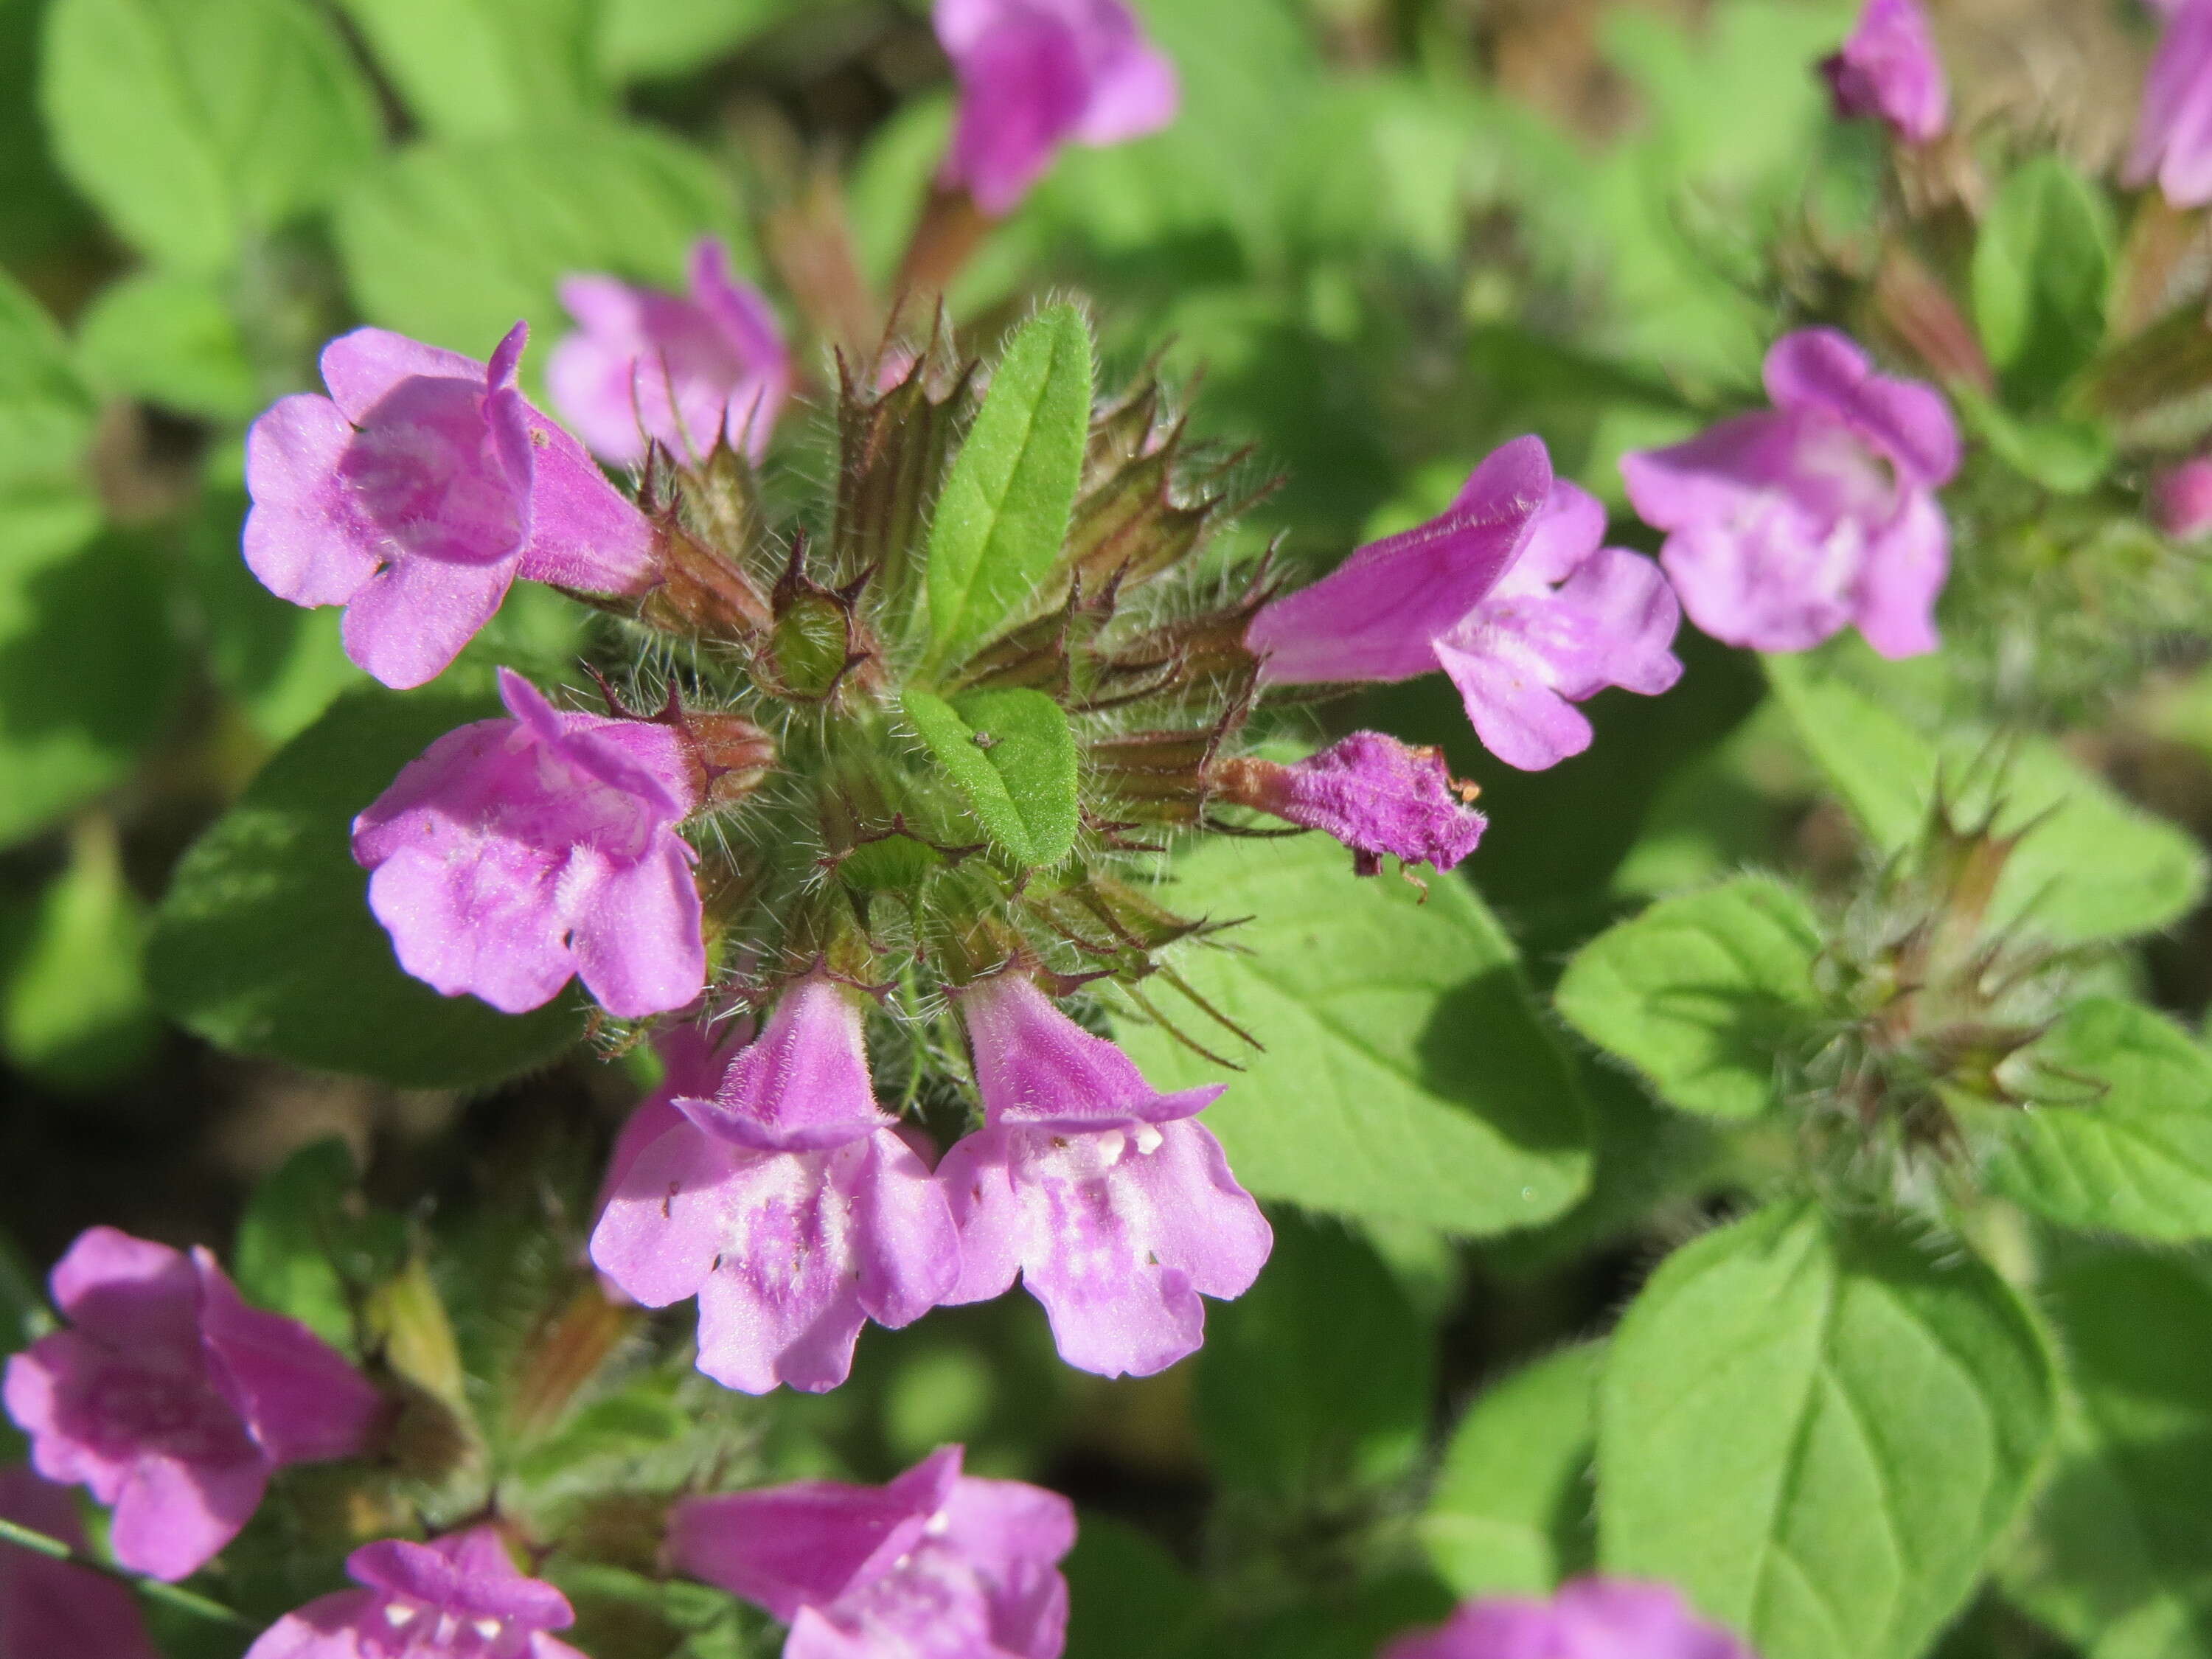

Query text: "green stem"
[0, 1514, 259, 1631]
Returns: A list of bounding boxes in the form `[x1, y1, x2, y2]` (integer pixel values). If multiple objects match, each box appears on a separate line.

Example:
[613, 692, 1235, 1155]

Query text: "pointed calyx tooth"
[676, 709, 777, 809]
[762, 529, 883, 701]
[832, 329, 979, 608]
[639, 509, 775, 642]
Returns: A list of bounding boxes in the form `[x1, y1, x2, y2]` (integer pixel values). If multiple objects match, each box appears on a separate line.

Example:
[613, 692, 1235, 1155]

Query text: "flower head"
[671, 1444, 1076, 1659]
[244, 324, 658, 689]
[936, 973, 1271, 1377]
[352, 668, 711, 1019]
[2129, 0, 2212, 207]
[2, 1227, 383, 1582]
[1820, 0, 1948, 144]
[1381, 1579, 1755, 1659]
[936, 0, 1178, 215]
[2155, 457, 2212, 539]
[0, 1466, 160, 1658]
[1208, 731, 1486, 875]
[243, 1526, 584, 1658]
[1247, 439, 1683, 770]
[549, 239, 793, 468]
[1621, 328, 1959, 658]
[590, 974, 961, 1393]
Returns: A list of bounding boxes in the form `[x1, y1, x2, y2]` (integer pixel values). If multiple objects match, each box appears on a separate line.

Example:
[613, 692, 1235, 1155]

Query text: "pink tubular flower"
[1, 1228, 383, 1582]
[548, 239, 793, 468]
[2154, 457, 2212, 538]
[1620, 328, 1961, 659]
[1380, 1579, 1754, 1659]
[2129, 0, 2212, 207]
[0, 1467, 160, 1658]
[936, 973, 1271, 1378]
[1247, 438, 1684, 771]
[1208, 731, 1486, 875]
[589, 973, 961, 1394]
[935, 0, 1179, 215]
[1820, 0, 1948, 144]
[243, 1526, 585, 1658]
[670, 1444, 1076, 1659]
[352, 667, 706, 1020]
[244, 324, 658, 689]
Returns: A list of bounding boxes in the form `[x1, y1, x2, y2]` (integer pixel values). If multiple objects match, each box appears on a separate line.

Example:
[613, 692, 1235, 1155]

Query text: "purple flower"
[1620, 328, 1960, 659]
[1246, 438, 1683, 771]
[244, 324, 658, 689]
[2129, 0, 2212, 207]
[1208, 731, 1486, 875]
[670, 1444, 1076, 1659]
[548, 239, 793, 468]
[589, 973, 961, 1394]
[243, 1526, 585, 1658]
[1, 1228, 383, 1582]
[936, 973, 1271, 1378]
[1380, 1579, 1755, 1659]
[352, 667, 707, 1020]
[935, 0, 1178, 215]
[2155, 457, 2212, 538]
[1820, 0, 1948, 145]
[0, 1466, 160, 1658]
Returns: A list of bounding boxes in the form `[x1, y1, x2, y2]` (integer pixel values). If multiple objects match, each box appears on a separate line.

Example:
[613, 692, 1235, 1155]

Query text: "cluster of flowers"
[0, 1223, 1752, 1657]
[1, 2, 2064, 1656]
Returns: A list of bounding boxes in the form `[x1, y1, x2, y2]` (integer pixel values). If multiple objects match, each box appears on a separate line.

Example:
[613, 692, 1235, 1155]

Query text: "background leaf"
[1422, 1342, 1600, 1598]
[333, 0, 608, 139]
[925, 305, 1093, 669]
[1116, 835, 1592, 1234]
[232, 1137, 405, 1354]
[1194, 1209, 1434, 1504]
[1970, 998, 2212, 1242]
[74, 267, 260, 420]
[2003, 1245, 2212, 1659]
[1971, 157, 2114, 406]
[147, 685, 584, 1087]
[1555, 874, 1826, 1121]
[40, 0, 380, 274]
[1765, 647, 2207, 945]
[1598, 1203, 2057, 1659]
[334, 122, 750, 366]
[0, 531, 182, 849]
[0, 815, 155, 1089]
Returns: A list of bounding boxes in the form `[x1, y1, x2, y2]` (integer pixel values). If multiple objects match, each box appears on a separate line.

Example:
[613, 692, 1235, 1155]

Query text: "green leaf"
[597, 0, 799, 81]
[233, 1138, 404, 1354]
[1423, 1342, 1600, 1598]
[1971, 157, 2114, 405]
[75, 267, 260, 420]
[1064, 1514, 1214, 1659]
[0, 263, 99, 547]
[333, 0, 608, 139]
[1954, 389, 2113, 495]
[1195, 1209, 1434, 1502]
[0, 531, 183, 849]
[1598, 1203, 2058, 1659]
[900, 689, 1079, 868]
[0, 816, 156, 1090]
[1969, 998, 2212, 1242]
[184, 470, 362, 744]
[1115, 835, 1592, 1234]
[925, 305, 1093, 669]
[1765, 648, 2206, 945]
[2003, 1245, 2212, 1659]
[335, 122, 749, 364]
[39, 0, 380, 274]
[1556, 874, 1826, 1121]
[147, 686, 584, 1087]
